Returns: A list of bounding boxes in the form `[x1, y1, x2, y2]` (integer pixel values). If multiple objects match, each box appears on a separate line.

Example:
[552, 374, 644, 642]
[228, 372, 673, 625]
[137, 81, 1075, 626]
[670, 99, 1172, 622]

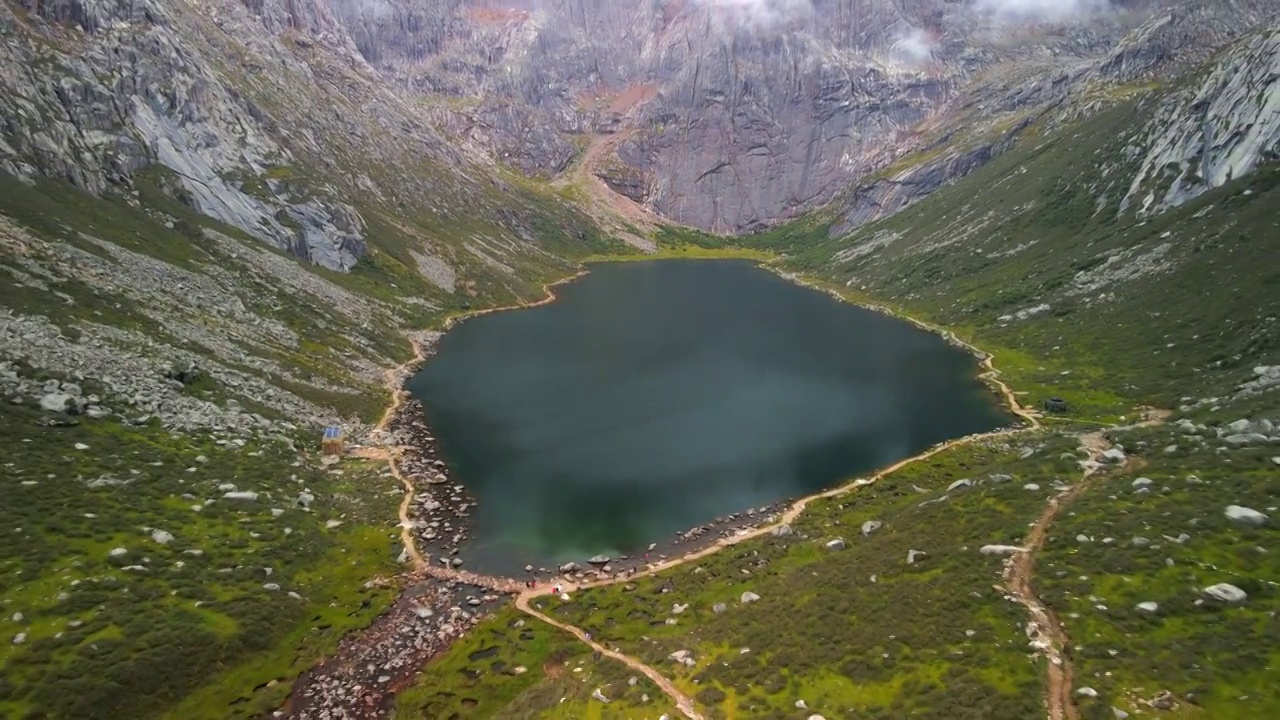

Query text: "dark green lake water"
[408, 260, 1007, 575]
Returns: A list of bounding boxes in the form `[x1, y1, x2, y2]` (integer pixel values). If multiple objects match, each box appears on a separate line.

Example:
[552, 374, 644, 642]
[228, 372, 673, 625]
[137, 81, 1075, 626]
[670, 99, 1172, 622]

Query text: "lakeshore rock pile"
[386, 398, 480, 566]
[280, 579, 490, 719]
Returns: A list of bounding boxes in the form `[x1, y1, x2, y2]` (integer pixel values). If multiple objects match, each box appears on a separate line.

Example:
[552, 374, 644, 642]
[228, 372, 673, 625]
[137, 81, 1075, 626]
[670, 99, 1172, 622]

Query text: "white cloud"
[892, 27, 937, 64]
[974, 0, 1113, 21]
[695, 0, 815, 29]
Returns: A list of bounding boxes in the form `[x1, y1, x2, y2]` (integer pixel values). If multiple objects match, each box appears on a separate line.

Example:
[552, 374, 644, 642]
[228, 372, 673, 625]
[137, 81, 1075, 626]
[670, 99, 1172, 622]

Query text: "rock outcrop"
[1121, 28, 1280, 216]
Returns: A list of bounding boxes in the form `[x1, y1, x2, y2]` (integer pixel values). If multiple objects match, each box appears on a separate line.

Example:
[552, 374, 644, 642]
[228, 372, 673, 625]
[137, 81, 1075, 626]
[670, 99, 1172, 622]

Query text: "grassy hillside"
[0, 162, 622, 719]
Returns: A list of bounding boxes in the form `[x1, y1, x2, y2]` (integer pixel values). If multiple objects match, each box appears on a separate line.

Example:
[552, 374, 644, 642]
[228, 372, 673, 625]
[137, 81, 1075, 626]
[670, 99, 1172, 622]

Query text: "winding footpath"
[515, 594, 706, 720]
[364, 267, 1169, 719]
[1001, 410, 1171, 720]
[1003, 435, 1104, 720]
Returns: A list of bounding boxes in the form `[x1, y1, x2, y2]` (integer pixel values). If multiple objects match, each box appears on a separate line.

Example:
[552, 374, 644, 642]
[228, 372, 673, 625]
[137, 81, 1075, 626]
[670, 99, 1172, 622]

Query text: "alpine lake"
[407, 260, 1009, 575]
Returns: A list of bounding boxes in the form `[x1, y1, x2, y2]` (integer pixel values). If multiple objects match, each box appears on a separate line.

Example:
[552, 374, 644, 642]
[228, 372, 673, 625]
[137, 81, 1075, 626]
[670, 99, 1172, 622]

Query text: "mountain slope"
[0, 1, 619, 717]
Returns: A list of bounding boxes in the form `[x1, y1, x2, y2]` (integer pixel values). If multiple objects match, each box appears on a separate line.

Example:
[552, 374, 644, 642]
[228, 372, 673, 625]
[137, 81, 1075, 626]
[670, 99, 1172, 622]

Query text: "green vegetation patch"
[393, 606, 673, 719]
[1036, 427, 1280, 719]
[0, 402, 400, 720]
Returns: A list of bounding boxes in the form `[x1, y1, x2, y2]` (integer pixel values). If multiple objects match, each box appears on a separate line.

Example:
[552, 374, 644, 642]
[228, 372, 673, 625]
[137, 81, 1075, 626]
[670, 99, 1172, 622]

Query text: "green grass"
[6, 24, 1280, 720]
[583, 245, 774, 264]
[0, 150, 637, 717]
[1036, 429, 1280, 719]
[0, 403, 400, 720]
[393, 606, 674, 719]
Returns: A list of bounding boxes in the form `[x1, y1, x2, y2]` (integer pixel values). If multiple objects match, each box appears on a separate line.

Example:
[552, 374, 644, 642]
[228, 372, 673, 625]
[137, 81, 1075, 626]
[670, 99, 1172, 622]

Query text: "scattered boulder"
[559, 561, 580, 574]
[1224, 505, 1268, 527]
[223, 491, 259, 501]
[861, 520, 883, 536]
[262, 583, 280, 591]
[109, 547, 127, 558]
[980, 545, 1025, 556]
[164, 361, 203, 385]
[1077, 687, 1098, 698]
[1023, 483, 1041, 491]
[1136, 601, 1159, 613]
[712, 602, 727, 614]
[591, 688, 609, 704]
[1132, 477, 1153, 489]
[39, 393, 73, 413]
[740, 591, 760, 604]
[946, 478, 973, 492]
[825, 538, 846, 551]
[988, 474, 1013, 484]
[1101, 448, 1127, 464]
[907, 549, 926, 565]
[1223, 433, 1269, 447]
[588, 555, 610, 565]
[1202, 583, 1247, 604]
[150, 530, 174, 544]
[1151, 691, 1176, 710]
[771, 524, 794, 537]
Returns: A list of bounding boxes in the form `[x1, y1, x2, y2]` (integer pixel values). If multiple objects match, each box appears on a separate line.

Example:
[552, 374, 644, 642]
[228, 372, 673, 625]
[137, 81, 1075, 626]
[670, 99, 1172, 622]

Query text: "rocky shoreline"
[389, 396, 482, 569]
[278, 576, 495, 720]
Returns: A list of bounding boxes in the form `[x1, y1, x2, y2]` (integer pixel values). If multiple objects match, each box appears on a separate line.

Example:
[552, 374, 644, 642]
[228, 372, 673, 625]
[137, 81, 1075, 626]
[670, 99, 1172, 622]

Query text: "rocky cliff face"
[1121, 28, 1280, 215]
[0, 0, 605, 274]
[0, 0, 614, 441]
[309, 0, 1274, 233]
[2, 0, 368, 270]
[3, 0, 1273, 244]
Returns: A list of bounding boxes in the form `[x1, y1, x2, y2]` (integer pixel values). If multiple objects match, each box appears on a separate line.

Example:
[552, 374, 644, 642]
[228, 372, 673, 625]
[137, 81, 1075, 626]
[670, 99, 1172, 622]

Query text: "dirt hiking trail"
[516, 594, 705, 720]
[1003, 413, 1169, 720]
